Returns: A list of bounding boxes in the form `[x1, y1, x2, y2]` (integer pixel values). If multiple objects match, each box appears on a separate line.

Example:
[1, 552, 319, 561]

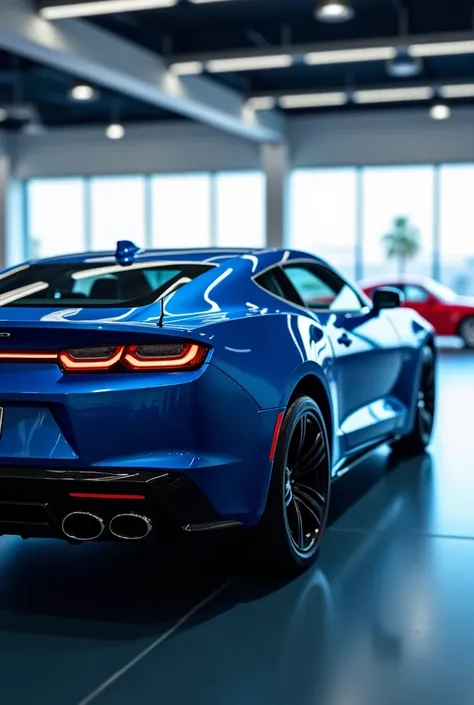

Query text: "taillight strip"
[0, 351, 58, 361]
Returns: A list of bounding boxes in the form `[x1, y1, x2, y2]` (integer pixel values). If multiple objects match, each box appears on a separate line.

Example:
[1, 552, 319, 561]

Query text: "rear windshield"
[0, 261, 212, 308]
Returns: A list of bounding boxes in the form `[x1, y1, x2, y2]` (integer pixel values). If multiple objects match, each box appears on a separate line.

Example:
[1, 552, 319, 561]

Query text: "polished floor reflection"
[0, 349, 473, 705]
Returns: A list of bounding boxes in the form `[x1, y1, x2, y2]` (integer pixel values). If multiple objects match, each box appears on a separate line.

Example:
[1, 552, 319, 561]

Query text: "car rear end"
[0, 257, 278, 543]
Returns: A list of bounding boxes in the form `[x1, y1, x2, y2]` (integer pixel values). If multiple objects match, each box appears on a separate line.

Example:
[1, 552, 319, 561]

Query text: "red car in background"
[360, 276, 474, 348]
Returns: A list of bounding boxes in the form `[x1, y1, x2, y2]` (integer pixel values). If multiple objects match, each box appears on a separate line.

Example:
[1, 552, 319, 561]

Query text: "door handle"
[337, 332, 353, 347]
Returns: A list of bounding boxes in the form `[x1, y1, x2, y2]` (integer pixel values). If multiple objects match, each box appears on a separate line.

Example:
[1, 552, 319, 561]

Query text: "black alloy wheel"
[391, 346, 436, 456]
[254, 396, 331, 576]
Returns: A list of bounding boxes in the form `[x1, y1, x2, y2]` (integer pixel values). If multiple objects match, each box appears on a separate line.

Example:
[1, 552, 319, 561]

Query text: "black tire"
[459, 317, 474, 349]
[390, 346, 436, 456]
[252, 396, 331, 577]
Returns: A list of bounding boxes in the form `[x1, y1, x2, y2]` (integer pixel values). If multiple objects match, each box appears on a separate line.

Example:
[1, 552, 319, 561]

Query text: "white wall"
[12, 121, 261, 179]
[288, 107, 474, 168]
[9, 105, 474, 180]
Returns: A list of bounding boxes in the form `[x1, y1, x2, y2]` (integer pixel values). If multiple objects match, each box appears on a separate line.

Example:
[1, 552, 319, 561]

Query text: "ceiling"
[1, 0, 474, 129]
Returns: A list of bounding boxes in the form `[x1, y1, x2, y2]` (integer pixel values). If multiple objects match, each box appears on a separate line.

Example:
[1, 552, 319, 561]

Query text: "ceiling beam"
[0, 0, 285, 142]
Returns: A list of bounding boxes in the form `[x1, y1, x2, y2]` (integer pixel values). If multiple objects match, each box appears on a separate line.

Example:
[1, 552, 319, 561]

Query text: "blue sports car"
[0, 242, 436, 574]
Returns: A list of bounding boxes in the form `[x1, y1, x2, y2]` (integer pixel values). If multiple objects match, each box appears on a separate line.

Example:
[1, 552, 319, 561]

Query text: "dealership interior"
[1, 0, 474, 703]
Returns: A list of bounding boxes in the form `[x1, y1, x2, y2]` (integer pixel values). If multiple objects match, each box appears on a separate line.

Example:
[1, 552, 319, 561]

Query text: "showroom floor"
[0, 346, 472, 705]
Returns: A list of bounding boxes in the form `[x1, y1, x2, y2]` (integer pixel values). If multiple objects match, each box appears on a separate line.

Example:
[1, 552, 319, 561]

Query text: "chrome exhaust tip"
[62, 511, 105, 541]
[109, 513, 152, 540]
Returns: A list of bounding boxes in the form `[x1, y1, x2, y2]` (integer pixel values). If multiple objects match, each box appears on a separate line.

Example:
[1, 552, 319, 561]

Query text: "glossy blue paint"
[0, 247, 434, 527]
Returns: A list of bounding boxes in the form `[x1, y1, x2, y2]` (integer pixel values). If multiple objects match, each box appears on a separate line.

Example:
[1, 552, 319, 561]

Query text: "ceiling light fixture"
[315, 0, 354, 22]
[40, 0, 177, 20]
[247, 96, 277, 110]
[205, 54, 293, 73]
[304, 46, 396, 65]
[279, 92, 348, 108]
[430, 103, 451, 120]
[70, 83, 96, 101]
[354, 86, 434, 103]
[106, 123, 125, 139]
[440, 83, 474, 98]
[409, 40, 474, 57]
[169, 61, 204, 75]
[387, 50, 422, 78]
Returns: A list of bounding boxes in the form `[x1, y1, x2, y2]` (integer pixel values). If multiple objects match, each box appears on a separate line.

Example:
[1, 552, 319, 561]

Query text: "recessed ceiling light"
[106, 123, 125, 139]
[315, 0, 354, 23]
[409, 40, 474, 57]
[169, 61, 204, 75]
[440, 84, 474, 98]
[247, 96, 277, 110]
[70, 83, 96, 101]
[0, 108, 8, 122]
[279, 92, 348, 108]
[205, 55, 293, 72]
[304, 46, 396, 65]
[430, 103, 451, 120]
[354, 86, 434, 103]
[40, 0, 177, 20]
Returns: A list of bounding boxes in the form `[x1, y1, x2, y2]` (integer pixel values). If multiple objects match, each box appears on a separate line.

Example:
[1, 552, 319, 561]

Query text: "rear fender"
[201, 313, 334, 410]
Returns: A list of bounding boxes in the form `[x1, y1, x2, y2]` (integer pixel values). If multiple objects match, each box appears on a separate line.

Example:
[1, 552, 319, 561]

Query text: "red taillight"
[0, 342, 208, 372]
[123, 343, 207, 370]
[59, 346, 126, 371]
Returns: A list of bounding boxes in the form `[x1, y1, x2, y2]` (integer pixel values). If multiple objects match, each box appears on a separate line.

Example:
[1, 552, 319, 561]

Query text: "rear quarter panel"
[194, 311, 335, 411]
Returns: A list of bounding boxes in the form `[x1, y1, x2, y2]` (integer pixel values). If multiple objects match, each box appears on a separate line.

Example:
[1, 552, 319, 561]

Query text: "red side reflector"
[269, 411, 284, 461]
[69, 493, 145, 500]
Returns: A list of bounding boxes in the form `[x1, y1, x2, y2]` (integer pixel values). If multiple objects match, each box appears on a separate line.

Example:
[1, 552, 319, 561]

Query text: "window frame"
[254, 259, 370, 315]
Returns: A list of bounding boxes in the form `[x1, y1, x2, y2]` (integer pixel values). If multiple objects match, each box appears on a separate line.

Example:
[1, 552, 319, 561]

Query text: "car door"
[281, 262, 405, 456]
[400, 284, 451, 335]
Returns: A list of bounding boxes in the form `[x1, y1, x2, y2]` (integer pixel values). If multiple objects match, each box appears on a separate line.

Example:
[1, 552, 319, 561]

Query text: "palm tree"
[382, 216, 421, 277]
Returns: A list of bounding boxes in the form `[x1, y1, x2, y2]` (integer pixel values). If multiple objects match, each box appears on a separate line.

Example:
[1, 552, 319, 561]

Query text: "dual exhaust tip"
[62, 511, 152, 542]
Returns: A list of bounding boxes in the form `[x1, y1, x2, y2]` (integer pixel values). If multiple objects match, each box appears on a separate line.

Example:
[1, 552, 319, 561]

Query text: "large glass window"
[151, 174, 211, 248]
[90, 176, 146, 251]
[215, 172, 265, 248]
[439, 165, 474, 295]
[26, 179, 86, 259]
[361, 166, 434, 280]
[289, 169, 358, 280]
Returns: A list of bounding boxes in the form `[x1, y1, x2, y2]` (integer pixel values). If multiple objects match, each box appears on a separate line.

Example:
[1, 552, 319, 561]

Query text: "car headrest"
[89, 277, 120, 300]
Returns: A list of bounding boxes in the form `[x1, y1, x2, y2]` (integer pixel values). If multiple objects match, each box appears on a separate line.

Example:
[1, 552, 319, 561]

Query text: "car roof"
[29, 246, 331, 272]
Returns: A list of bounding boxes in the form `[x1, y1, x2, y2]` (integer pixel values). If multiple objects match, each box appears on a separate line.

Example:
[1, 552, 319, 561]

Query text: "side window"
[403, 285, 429, 303]
[256, 269, 290, 300]
[283, 264, 363, 312]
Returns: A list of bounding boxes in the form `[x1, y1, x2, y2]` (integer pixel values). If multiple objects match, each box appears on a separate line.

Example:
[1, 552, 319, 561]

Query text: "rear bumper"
[0, 465, 236, 541]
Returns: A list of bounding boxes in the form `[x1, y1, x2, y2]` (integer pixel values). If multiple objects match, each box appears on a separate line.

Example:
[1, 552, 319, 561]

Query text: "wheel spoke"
[290, 499, 304, 549]
[294, 485, 323, 523]
[295, 482, 326, 507]
[294, 434, 326, 476]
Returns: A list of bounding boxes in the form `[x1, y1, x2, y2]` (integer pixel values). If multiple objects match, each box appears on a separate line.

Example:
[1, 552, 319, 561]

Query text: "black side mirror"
[372, 286, 404, 310]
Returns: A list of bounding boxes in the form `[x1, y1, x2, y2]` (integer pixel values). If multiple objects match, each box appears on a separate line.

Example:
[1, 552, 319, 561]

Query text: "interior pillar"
[260, 142, 290, 249]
